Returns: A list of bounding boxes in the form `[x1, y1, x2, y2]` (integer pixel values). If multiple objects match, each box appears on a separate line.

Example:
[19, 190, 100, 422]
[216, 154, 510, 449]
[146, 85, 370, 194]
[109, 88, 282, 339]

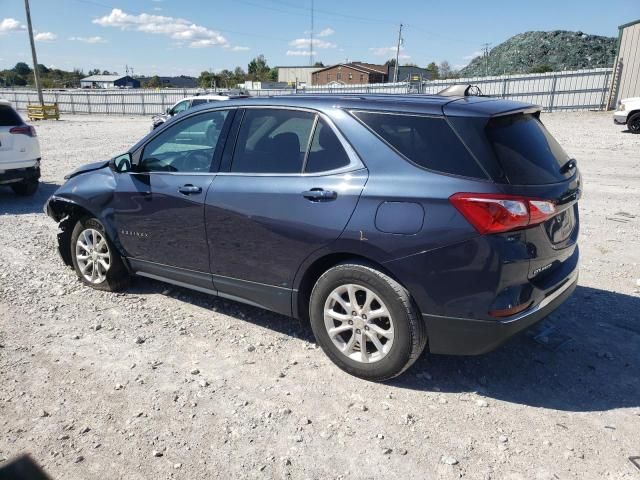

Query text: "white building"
[80, 75, 140, 89]
[609, 19, 640, 107]
[276, 66, 323, 87]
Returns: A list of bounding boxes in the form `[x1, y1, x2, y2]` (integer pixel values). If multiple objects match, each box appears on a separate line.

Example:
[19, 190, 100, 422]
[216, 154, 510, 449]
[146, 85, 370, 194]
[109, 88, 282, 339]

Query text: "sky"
[0, 0, 638, 76]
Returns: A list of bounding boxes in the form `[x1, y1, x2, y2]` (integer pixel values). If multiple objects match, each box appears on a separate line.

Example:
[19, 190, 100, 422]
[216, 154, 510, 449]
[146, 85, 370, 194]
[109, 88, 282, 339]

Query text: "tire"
[628, 112, 640, 134]
[70, 217, 129, 291]
[309, 262, 427, 381]
[11, 177, 39, 196]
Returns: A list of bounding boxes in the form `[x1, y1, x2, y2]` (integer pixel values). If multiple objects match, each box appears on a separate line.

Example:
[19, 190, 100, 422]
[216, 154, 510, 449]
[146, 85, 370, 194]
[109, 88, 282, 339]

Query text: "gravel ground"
[0, 111, 639, 480]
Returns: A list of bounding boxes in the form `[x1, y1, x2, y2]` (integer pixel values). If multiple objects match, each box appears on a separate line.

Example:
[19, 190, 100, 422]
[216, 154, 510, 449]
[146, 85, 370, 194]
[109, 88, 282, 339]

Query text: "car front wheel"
[628, 112, 640, 133]
[309, 263, 427, 381]
[70, 217, 129, 291]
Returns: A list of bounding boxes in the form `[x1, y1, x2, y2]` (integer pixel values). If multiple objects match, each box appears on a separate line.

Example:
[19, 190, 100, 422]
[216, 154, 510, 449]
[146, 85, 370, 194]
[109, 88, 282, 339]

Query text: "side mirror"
[166, 107, 172, 115]
[110, 153, 133, 173]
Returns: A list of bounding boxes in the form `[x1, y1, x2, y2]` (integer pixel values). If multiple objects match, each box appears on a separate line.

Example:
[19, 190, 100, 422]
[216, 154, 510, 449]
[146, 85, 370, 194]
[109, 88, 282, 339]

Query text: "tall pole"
[394, 23, 403, 83]
[24, 0, 44, 106]
[481, 42, 491, 77]
[309, 0, 314, 66]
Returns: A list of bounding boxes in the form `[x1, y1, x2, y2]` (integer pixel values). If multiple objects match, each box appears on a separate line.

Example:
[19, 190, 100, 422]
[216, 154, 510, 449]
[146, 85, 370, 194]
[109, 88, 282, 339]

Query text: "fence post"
[121, 93, 125, 115]
[599, 70, 610, 111]
[141, 92, 146, 115]
[501, 78, 508, 99]
[548, 75, 558, 112]
[87, 92, 91, 114]
[70, 93, 75, 114]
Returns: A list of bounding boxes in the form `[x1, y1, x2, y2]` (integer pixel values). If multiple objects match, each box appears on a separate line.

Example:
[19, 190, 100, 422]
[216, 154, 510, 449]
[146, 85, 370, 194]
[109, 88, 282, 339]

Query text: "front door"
[205, 108, 367, 314]
[113, 109, 232, 276]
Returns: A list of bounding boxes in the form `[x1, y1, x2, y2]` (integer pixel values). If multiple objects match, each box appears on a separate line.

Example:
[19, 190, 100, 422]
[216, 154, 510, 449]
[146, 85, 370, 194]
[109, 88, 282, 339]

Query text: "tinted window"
[191, 98, 207, 106]
[353, 111, 485, 179]
[0, 105, 22, 126]
[305, 119, 351, 173]
[486, 114, 571, 185]
[141, 110, 228, 173]
[231, 109, 315, 174]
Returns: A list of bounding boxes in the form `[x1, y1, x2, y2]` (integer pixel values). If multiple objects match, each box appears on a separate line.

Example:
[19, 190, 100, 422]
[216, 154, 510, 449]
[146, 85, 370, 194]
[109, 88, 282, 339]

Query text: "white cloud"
[317, 27, 335, 37]
[93, 8, 229, 48]
[0, 18, 25, 33]
[289, 38, 336, 49]
[69, 35, 106, 44]
[230, 45, 250, 51]
[35, 32, 57, 42]
[462, 50, 483, 60]
[286, 50, 312, 56]
[370, 46, 410, 59]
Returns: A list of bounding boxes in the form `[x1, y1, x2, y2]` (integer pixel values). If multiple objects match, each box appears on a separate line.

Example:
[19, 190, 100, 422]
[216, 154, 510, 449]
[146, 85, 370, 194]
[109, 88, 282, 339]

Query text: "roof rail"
[437, 84, 483, 97]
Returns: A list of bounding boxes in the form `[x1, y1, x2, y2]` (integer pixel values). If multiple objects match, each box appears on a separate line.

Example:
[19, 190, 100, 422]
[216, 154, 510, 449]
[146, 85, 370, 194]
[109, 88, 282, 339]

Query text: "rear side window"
[486, 114, 571, 185]
[231, 109, 315, 174]
[191, 99, 207, 106]
[305, 119, 351, 173]
[352, 111, 485, 179]
[0, 105, 23, 126]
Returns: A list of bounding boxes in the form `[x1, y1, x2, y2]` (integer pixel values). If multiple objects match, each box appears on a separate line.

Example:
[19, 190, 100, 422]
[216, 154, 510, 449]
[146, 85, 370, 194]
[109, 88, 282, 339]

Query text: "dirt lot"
[1, 111, 639, 480]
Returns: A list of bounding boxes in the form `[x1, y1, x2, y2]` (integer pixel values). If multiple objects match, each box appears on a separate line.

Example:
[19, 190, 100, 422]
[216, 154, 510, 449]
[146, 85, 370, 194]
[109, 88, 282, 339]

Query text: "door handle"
[178, 184, 202, 195]
[302, 188, 338, 201]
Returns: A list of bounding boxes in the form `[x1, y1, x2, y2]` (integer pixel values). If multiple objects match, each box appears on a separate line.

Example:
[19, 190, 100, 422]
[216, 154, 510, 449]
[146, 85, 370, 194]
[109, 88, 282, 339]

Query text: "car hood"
[64, 160, 110, 180]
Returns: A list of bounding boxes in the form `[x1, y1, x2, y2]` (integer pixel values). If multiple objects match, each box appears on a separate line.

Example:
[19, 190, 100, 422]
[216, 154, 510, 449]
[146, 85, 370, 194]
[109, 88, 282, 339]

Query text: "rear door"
[204, 108, 367, 314]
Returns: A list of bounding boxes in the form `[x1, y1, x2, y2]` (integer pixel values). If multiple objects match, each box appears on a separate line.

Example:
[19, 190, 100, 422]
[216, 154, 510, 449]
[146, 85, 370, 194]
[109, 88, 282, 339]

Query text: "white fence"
[0, 67, 614, 116]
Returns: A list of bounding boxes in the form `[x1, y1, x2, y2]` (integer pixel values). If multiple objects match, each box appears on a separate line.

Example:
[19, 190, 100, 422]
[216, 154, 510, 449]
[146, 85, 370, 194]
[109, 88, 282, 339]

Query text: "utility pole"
[481, 42, 491, 76]
[24, 0, 43, 106]
[309, 0, 314, 66]
[393, 23, 403, 83]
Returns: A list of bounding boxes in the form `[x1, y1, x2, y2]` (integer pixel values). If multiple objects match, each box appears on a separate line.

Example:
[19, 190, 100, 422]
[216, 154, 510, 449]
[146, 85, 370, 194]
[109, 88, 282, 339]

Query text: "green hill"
[459, 30, 617, 77]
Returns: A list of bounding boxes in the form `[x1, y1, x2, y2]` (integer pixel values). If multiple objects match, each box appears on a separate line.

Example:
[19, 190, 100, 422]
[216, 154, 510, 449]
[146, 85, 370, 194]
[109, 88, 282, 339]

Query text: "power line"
[393, 23, 403, 82]
[309, 0, 314, 66]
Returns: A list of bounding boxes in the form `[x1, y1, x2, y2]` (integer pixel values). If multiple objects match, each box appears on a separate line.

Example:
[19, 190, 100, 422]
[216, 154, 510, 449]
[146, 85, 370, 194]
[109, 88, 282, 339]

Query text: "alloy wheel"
[75, 228, 111, 284]
[323, 283, 395, 363]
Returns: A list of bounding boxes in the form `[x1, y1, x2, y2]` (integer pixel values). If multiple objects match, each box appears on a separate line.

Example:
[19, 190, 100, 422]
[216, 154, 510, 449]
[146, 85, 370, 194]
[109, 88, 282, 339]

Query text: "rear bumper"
[425, 268, 578, 355]
[0, 164, 41, 184]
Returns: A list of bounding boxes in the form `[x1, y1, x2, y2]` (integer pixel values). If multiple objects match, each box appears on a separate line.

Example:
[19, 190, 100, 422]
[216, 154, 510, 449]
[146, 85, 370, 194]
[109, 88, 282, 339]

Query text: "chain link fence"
[1, 67, 614, 116]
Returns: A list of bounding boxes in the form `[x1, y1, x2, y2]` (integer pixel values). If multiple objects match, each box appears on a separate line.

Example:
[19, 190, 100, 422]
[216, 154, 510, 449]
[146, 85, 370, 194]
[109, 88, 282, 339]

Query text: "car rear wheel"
[10, 178, 38, 196]
[70, 217, 129, 291]
[309, 263, 427, 381]
[628, 112, 640, 133]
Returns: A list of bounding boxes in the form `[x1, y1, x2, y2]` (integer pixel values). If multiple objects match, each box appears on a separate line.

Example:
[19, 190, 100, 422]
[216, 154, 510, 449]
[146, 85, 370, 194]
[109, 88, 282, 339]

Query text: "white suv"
[0, 99, 41, 195]
[613, 97, 640, 133]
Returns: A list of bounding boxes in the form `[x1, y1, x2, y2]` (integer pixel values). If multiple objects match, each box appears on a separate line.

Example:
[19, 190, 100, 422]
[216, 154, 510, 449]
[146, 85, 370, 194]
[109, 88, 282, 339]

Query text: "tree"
[88, 68, 101, 76]
[438, 61, 452, 79]
[384, 58, 396, 68]
[313, 61, 325, 67]
[529, 64, 553, 74]
[233, 66, 247, 85]
[13, 62, 31, 76]
[3, 71, 27, 86]
[425, 62, 439, 79]
[247, 54, 272, 81]
[143, 75, 163, 88]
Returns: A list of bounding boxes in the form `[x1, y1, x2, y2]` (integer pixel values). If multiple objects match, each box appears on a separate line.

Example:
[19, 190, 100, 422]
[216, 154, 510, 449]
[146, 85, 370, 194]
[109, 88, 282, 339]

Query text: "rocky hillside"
[459, 30, 617, 77]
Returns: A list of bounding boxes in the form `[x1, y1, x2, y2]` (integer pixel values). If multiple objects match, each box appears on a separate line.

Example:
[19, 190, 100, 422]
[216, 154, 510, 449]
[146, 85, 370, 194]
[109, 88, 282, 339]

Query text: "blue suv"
[46, 92, 580, 381]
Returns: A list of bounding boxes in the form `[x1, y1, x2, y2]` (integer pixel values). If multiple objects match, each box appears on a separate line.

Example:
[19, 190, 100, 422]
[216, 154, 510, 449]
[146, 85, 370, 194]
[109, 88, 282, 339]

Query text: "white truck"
[613, 97, 640, 133]
[0, 99, 41, 195]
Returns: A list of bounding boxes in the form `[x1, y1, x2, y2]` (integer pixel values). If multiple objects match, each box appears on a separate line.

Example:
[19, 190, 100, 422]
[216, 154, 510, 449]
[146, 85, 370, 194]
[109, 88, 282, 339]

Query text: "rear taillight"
[450, 193, 556, 235]
[9, 125, 37, 137]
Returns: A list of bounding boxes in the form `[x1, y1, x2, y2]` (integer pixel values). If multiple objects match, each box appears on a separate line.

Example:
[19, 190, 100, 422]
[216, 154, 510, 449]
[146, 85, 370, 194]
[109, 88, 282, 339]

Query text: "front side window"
[231, 109, 315, 174]
[305, 119, 351, 173]
[353, 111, 486, 179]
[141, 110, 229, 173]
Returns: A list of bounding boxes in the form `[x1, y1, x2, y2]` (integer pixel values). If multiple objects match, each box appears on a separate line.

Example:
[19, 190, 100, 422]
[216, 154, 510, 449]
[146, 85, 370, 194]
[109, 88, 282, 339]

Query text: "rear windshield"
[486, 113, 572, 185]
[0, 104, 23, 126]
[352, 111, 486, 179]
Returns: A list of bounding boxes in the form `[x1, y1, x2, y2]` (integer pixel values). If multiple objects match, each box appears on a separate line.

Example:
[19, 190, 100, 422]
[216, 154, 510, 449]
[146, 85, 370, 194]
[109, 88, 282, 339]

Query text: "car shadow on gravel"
[0, 182, 59, 215]
[126, 278, 638, 413]
[391, 285, 640, 413]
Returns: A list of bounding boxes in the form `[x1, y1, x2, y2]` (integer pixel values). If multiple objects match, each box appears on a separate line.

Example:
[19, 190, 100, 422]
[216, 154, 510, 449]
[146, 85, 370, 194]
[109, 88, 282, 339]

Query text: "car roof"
[188, 94, 539, 117]
[0, 98, 11, 106]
